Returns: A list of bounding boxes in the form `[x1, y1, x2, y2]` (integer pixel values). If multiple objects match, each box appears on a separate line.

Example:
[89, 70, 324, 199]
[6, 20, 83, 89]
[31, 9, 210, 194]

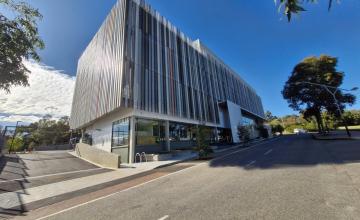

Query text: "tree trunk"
[315, 116, 322, 133]
[315, 113, 324, 134]
[344, 123, 352, 137]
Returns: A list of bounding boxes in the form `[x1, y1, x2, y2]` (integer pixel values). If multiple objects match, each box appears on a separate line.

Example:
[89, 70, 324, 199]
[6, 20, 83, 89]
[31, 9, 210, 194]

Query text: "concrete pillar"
[215, 127, 219, 143]
[165, 120, 170, 152]
[129, 117, 136, 164]
[80, 129, 85, 143]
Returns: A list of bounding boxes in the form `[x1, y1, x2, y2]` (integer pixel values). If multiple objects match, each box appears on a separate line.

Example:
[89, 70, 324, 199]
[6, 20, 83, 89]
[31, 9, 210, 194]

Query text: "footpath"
[0, 137, 278, 219]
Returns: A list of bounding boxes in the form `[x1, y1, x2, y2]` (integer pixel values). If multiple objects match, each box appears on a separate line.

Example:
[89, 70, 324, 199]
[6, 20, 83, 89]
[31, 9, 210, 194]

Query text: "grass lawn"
[339, 125, 360, 130]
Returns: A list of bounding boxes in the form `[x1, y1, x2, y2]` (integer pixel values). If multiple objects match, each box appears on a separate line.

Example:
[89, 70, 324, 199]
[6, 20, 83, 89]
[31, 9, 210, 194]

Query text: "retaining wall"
[75, 143, 121, 169]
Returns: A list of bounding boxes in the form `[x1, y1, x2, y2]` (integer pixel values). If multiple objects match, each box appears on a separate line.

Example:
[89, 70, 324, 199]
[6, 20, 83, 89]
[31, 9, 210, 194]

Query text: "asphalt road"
[44, 135, 360, 220]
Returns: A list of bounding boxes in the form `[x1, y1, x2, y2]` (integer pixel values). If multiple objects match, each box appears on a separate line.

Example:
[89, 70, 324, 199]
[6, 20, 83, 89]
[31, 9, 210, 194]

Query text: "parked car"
[294, 128, 307, 134]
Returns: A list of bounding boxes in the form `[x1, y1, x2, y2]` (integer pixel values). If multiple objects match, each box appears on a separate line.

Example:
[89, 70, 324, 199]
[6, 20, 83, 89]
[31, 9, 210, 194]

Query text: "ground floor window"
[169, 122, 198, 150]
[241, 116, 256, 127]
[218, 128, 232, 144]
[135, 118, 166, 154]
[112, 118, 130, 163]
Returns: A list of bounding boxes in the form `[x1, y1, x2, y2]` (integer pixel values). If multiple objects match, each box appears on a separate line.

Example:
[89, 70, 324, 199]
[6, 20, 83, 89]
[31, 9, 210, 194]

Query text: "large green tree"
[276, 0, 335, 21]
[17, 115, 73, 147]
[0, 0, 44, 93]
[282, 55, 356, 133]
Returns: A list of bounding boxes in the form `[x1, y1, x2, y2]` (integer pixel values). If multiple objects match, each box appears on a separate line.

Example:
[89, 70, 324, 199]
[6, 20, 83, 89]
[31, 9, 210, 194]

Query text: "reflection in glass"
[135, 119, 166, 150]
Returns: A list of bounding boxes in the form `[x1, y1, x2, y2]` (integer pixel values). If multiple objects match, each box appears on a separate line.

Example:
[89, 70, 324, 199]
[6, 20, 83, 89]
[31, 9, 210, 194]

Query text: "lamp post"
[294, 81, 358, 137]
[9, 121, 22, 153]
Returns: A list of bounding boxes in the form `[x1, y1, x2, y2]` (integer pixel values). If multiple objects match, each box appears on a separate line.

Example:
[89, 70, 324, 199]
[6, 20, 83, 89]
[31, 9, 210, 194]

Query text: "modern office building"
[70, 0, 265, 163]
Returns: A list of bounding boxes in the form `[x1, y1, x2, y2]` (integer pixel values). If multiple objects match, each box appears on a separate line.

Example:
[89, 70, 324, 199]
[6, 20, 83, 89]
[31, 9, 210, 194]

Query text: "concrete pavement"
[36, 135, 360, 220]
[0, 150, 199, 218]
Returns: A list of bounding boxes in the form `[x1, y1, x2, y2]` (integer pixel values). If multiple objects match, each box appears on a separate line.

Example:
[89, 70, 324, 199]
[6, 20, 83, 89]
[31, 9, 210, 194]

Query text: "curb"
[154, 155, 199, 169]
[312, 134, 356, 141]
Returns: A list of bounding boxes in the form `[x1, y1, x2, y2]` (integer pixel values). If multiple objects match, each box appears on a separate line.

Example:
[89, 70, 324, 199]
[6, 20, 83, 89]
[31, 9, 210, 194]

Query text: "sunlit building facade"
[70, 0, 265, 163]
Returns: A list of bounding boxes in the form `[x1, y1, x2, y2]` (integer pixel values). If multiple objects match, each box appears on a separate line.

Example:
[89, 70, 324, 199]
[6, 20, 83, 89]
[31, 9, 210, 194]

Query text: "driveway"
[41, 135, 360, 220]
[0, 151, 110, 218]
[0, 151, 102, 181]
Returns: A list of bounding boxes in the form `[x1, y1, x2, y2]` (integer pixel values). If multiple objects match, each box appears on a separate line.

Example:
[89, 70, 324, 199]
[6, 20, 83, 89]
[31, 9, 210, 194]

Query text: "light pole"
[9, 121, 22, 153]
[295, 81, 358, 137]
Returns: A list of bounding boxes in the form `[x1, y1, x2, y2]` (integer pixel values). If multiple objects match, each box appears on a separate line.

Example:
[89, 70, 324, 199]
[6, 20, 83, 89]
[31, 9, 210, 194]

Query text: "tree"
[265, 111, 277, 122]
[237, 124, 250, 145]
[282, 55, 356, 133]
[193, 125, 212, 159]
[275, 0, 335, 21]
[17, 115, 73, 147]
[7, 136, 24, 152]
[0, 0, 44, 93]
[271, 124, 285, 135]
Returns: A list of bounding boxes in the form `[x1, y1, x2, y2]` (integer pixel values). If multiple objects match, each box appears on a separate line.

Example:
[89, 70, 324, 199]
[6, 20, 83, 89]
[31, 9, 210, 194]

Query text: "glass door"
[111, 118, 130, 163]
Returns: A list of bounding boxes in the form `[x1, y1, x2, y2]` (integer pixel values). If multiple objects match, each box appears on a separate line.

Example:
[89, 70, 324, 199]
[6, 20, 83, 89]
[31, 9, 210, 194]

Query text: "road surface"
[40, 134, 360, 220]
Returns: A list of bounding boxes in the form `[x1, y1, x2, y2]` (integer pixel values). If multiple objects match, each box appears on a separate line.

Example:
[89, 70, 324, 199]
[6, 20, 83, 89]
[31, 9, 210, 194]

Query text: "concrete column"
[165, 120, 170, 152]
[80, 129, 85, 143]
[215, 127, 219, 143]
[129, 117, 136, 164]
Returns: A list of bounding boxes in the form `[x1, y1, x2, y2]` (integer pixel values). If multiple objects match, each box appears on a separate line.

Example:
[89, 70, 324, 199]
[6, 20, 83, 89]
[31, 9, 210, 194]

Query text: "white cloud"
[0, 60, 75, 124]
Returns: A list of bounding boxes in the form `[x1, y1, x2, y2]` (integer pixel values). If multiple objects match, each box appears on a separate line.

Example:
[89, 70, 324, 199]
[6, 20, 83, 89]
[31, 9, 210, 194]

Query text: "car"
[294, 128, 307, 134]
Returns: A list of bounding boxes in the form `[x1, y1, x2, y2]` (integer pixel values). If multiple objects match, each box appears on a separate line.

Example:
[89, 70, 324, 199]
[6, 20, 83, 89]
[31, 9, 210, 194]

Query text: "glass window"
[135, 119, 165, 146]
[241, 116, 256, 127]
[112, 118, 130, 147]
[169, 122, 193, 142]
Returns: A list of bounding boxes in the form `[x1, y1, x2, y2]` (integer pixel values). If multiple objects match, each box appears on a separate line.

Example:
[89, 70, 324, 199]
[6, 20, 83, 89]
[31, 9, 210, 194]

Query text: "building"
[70, 0, 265, 164]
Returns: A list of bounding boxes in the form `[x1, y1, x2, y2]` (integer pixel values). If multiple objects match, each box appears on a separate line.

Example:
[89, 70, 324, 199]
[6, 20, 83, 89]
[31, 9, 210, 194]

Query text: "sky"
[1, 0, 360, 126]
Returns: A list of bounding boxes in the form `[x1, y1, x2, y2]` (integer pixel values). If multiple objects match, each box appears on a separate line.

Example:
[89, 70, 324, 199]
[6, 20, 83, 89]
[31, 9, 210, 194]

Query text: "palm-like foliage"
[276, 0, 336, 21]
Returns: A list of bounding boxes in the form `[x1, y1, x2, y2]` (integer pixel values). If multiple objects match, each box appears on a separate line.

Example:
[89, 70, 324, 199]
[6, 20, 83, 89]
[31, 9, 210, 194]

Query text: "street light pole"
[295, 81, 357, 137]
[9, 121, 22, 154]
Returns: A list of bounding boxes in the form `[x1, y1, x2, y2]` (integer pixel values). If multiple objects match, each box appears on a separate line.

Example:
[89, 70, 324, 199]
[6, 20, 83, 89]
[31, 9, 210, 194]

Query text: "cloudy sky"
[0, 60, 75, 126]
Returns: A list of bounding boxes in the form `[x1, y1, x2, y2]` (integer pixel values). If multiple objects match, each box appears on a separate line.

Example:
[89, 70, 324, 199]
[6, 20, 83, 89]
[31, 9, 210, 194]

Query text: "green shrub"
[271, 124, 284, 135]
[237, 125, 250, 144]
[7, 137, 25, 152]
[193, 125, 213, 159]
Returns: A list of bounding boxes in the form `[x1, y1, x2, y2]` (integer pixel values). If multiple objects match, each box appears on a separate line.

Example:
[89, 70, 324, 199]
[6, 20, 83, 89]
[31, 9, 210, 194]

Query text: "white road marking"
[264, 149, 273, 155]
[246, 160, 256, 167]
[158, 215, 169, 220]
[36, 137, 281, 220]
[0, 168, 105, 184]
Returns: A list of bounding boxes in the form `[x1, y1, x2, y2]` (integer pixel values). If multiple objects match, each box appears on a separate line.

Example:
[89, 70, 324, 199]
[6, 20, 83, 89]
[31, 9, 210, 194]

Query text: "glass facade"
[241, 116, 256, 127]
[123, 0, 264, 124]
[112, 118, 130, 163]
[169, 122, 195, 149]
[135, 118, 166, 154]
[71, 0, 265, 138]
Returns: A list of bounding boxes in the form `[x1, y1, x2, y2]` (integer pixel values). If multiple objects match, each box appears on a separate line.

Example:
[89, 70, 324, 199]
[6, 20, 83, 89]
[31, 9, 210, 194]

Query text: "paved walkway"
[0, 138, 275, 219]
[28, 135, 360, 220]
[0, 151, 198, 218]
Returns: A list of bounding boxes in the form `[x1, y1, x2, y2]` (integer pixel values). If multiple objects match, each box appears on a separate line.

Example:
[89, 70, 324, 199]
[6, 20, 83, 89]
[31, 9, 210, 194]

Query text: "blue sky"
[20, 0, 360, 117]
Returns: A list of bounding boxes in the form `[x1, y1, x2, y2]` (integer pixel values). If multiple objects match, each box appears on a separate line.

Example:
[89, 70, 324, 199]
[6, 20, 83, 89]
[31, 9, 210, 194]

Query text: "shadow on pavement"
[209, 134, 360, 170]
[0, 154, 29, 218]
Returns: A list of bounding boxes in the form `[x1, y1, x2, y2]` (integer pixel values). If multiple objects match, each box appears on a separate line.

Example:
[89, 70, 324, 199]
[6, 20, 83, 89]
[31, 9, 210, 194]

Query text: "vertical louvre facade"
[70, 0, 265, 129]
